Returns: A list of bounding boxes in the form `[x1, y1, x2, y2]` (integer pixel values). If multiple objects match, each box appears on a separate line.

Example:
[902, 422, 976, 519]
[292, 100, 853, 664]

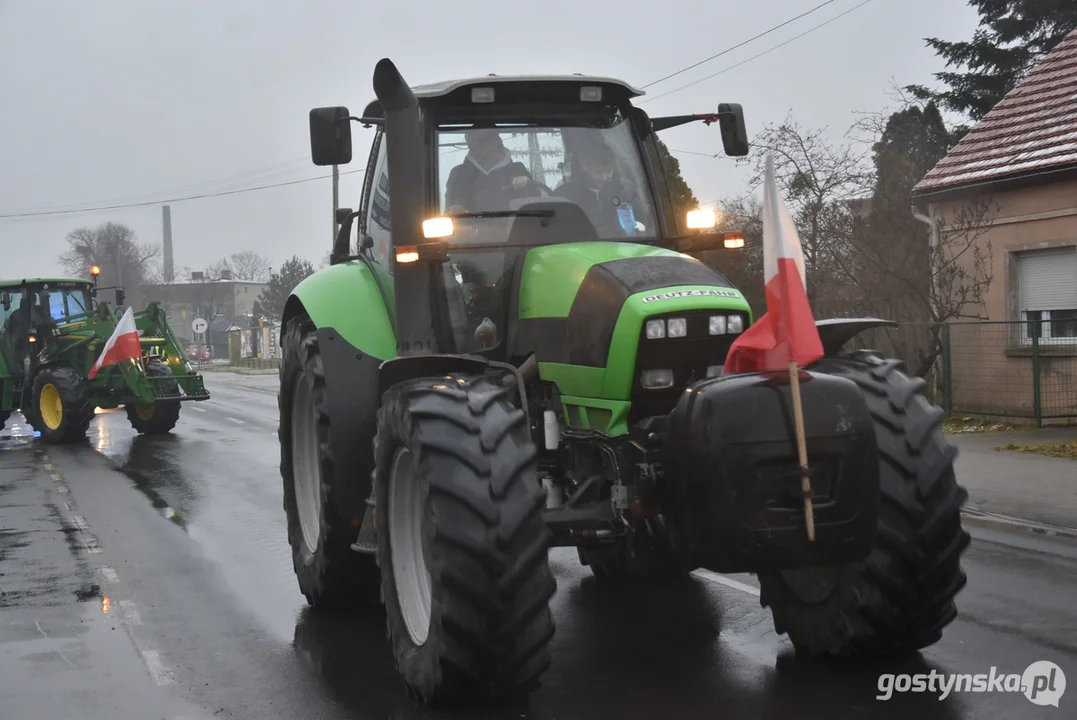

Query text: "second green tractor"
[0, 274, 209, 443]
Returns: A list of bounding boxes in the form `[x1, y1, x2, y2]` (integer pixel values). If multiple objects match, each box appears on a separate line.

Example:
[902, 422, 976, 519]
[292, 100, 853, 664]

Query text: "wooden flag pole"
[788, 361, 815, 541]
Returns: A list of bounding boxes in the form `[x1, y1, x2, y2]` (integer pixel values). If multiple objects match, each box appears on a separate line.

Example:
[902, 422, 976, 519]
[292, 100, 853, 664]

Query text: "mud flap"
[315, 327, 381, 520]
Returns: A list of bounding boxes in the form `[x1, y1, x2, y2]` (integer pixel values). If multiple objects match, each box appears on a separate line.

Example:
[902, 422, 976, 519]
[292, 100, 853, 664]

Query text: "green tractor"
[0, 274, 210, 443]
[278, 58, 970, 704]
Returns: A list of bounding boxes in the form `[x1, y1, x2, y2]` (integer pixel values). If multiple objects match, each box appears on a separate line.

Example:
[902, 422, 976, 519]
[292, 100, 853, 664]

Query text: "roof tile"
[914, 28, 1077, 194]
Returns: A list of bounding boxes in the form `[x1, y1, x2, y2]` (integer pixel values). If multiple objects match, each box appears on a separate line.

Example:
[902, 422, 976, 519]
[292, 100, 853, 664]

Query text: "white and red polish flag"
[87, 306, 142, 379]
[724, 152, 823, 373]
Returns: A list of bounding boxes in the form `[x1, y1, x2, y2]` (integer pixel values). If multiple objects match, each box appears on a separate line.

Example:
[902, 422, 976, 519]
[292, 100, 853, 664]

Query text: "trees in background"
[252, 256, 316, 323]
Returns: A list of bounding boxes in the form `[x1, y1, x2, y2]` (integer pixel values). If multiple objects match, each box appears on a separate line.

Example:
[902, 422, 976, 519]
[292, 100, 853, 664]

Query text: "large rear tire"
[279, 314, 380, 610]
[125, 358, 182, 434]
[756, 352, 970, 657]
[31, 365, 93, 444]
[374, 374, 556, 704]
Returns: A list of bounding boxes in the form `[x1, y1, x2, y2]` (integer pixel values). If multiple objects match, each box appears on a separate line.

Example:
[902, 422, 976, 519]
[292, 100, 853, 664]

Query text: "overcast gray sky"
[0, 0, 980, 280]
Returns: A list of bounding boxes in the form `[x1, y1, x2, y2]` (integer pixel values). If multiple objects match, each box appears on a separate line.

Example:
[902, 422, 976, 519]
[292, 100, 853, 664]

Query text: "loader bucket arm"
[88, 301, 209, 403]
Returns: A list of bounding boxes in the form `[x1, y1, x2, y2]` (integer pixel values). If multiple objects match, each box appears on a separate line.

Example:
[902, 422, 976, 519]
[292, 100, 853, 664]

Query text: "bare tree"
[58, 222, 159, 305]
[737, 115, 873, 316]
[226, 250, 272, 281]
[842, 100, 998, 377]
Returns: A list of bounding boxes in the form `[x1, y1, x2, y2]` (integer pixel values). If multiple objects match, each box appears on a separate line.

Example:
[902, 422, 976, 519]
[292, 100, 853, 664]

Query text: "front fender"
[284, 259, 396, 361]
[815, 318, 897, 357]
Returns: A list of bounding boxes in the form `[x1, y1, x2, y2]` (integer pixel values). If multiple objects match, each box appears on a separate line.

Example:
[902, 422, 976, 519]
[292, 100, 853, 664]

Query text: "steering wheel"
[499, 179, 555, 203]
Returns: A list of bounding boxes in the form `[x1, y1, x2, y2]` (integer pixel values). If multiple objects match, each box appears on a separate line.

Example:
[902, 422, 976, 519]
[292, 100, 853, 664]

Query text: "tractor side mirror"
[309, 106, 353, 166]
[1, 292, 9, 312]
[718, 103, 749, 157]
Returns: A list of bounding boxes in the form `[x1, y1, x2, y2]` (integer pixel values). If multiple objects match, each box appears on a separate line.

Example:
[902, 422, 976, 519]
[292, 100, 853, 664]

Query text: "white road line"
[226, 417, 246, 425]
[56, 484, 69, 495]
[141, 650, 176, 686]
[82, 535, 102, 554]
[119, 600, 142, 625]
[693, 569, 761, 597]
[44, 463, 55, 471]
[71, 515, 89, 531]
[100, 567, 120, 584]
[188, 405, 207, 412]
[49, 473, 62, 483]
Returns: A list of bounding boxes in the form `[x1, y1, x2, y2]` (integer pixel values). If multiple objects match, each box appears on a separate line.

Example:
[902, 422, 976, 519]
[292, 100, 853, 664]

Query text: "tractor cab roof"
[361, 73, 644, 118]
[0, 278, 94, 289]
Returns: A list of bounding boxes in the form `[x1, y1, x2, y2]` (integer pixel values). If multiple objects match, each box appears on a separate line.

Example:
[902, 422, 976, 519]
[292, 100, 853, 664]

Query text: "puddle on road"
[89, 418, 203, 530]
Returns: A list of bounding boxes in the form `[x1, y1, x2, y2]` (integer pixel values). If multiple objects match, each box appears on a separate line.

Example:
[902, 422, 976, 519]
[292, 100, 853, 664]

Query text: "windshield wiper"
[449, 209, 555, 219]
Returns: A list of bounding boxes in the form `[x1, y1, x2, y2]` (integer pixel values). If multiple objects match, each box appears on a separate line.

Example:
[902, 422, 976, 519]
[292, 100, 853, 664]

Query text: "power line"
[641, 0, 838, 89]
[5, 157, 312, 215]
[0, 168, 365, 220]
[639, 0, 880, 105]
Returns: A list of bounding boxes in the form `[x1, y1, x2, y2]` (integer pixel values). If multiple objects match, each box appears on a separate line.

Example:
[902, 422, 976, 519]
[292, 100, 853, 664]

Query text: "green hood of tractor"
[517, 241, 751, 403]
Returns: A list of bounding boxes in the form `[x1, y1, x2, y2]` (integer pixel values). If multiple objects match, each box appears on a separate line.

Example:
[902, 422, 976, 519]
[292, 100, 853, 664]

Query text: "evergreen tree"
[252, 256, 316, 323]
[654, 139, 699, 218]
[907, 0, 1077, 124]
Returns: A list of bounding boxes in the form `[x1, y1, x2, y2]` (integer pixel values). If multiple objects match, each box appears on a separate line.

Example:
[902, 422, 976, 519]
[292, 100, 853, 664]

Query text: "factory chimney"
[162, 205, 174, 283]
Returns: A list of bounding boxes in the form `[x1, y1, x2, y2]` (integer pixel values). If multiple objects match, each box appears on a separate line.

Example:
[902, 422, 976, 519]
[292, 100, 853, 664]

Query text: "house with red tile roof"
[912, 27, 1077, 422]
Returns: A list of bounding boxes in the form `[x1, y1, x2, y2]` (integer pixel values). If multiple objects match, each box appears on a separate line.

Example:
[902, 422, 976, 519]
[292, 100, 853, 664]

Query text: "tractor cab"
[310, 63, 750, 365]
[0, 279, 96, 379]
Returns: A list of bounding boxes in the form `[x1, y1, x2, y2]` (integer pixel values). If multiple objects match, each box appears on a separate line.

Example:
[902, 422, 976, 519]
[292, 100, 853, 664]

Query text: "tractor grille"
[629, 309, 748, 422]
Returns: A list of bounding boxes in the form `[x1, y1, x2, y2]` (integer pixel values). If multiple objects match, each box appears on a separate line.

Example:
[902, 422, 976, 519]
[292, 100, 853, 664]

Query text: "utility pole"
[332, 164, 340, 247]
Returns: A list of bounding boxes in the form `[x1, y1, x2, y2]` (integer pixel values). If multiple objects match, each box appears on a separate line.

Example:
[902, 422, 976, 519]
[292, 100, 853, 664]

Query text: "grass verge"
[994, 441, 1077, 460]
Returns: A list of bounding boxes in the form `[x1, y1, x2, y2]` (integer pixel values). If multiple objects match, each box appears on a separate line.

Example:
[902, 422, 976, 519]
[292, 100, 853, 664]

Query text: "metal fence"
[839, 320, 1077, 426]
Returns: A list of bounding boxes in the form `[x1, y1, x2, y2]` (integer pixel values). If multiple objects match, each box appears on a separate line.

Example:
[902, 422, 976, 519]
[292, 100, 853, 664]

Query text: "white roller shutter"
[1018, 246, 1077, 311]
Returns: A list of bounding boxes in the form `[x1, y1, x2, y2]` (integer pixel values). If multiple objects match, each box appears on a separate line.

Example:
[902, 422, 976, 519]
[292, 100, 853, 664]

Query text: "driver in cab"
[444, 128, 537, 213]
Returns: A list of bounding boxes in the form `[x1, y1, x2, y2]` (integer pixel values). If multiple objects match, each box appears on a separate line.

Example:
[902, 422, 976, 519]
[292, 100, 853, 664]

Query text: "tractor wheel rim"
[389, 446, 431, 646]
[136, 404, 155, 421]
[291, 377, 322, 556]
[39, 383, 63, 430]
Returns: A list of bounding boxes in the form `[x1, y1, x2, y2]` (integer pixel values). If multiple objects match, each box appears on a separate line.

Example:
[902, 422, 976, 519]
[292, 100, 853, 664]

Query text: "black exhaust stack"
[372, 58, 450, 356]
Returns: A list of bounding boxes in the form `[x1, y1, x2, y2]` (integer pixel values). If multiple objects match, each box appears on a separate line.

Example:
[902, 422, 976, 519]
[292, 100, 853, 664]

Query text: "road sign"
[192, 317, 208, 334]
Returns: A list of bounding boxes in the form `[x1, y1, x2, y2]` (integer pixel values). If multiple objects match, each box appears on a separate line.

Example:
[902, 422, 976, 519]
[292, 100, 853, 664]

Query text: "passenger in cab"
[555, 137, 639, 237]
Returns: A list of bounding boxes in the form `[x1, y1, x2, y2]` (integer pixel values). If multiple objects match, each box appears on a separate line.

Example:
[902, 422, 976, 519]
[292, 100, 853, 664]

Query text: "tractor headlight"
[667, 317, 687, 337]
[645, 319, 665, 339]
[708, 315, 727, 335]
[640, 369, 674, 389]
[728, 315, 744, 333]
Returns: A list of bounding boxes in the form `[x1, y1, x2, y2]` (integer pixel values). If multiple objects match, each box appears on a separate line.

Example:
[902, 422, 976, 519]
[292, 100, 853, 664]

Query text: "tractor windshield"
[436, 116, 658, 242]
[30, 286, 92, 323]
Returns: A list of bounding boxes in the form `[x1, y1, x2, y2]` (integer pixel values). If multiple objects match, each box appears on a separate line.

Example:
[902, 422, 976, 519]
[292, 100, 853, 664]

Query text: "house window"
[1017, 245, 1077, 344]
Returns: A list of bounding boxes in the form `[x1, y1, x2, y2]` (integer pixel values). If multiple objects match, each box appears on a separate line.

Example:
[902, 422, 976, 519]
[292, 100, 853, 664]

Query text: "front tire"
[31, 365, 93, 444]
[757, 352, 970, 657]
[374, 374, 556, 704]
[279, 314, 380, 610]
[125, 358, 182, 434]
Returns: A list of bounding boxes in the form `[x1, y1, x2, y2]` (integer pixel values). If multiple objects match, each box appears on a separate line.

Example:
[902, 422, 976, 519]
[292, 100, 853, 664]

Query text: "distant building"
[139, 269, 269, 355]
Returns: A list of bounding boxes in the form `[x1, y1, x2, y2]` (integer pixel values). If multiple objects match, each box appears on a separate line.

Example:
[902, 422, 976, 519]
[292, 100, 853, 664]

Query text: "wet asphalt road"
[1, 370, 1075, 719]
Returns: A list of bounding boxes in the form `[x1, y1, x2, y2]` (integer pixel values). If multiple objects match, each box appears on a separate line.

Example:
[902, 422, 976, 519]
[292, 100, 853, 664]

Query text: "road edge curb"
[960, 508, 1077, 540]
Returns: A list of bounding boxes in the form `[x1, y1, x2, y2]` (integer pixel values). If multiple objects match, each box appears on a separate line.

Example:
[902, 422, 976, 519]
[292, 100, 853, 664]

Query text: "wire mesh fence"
[837, 320, 1077, 425]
